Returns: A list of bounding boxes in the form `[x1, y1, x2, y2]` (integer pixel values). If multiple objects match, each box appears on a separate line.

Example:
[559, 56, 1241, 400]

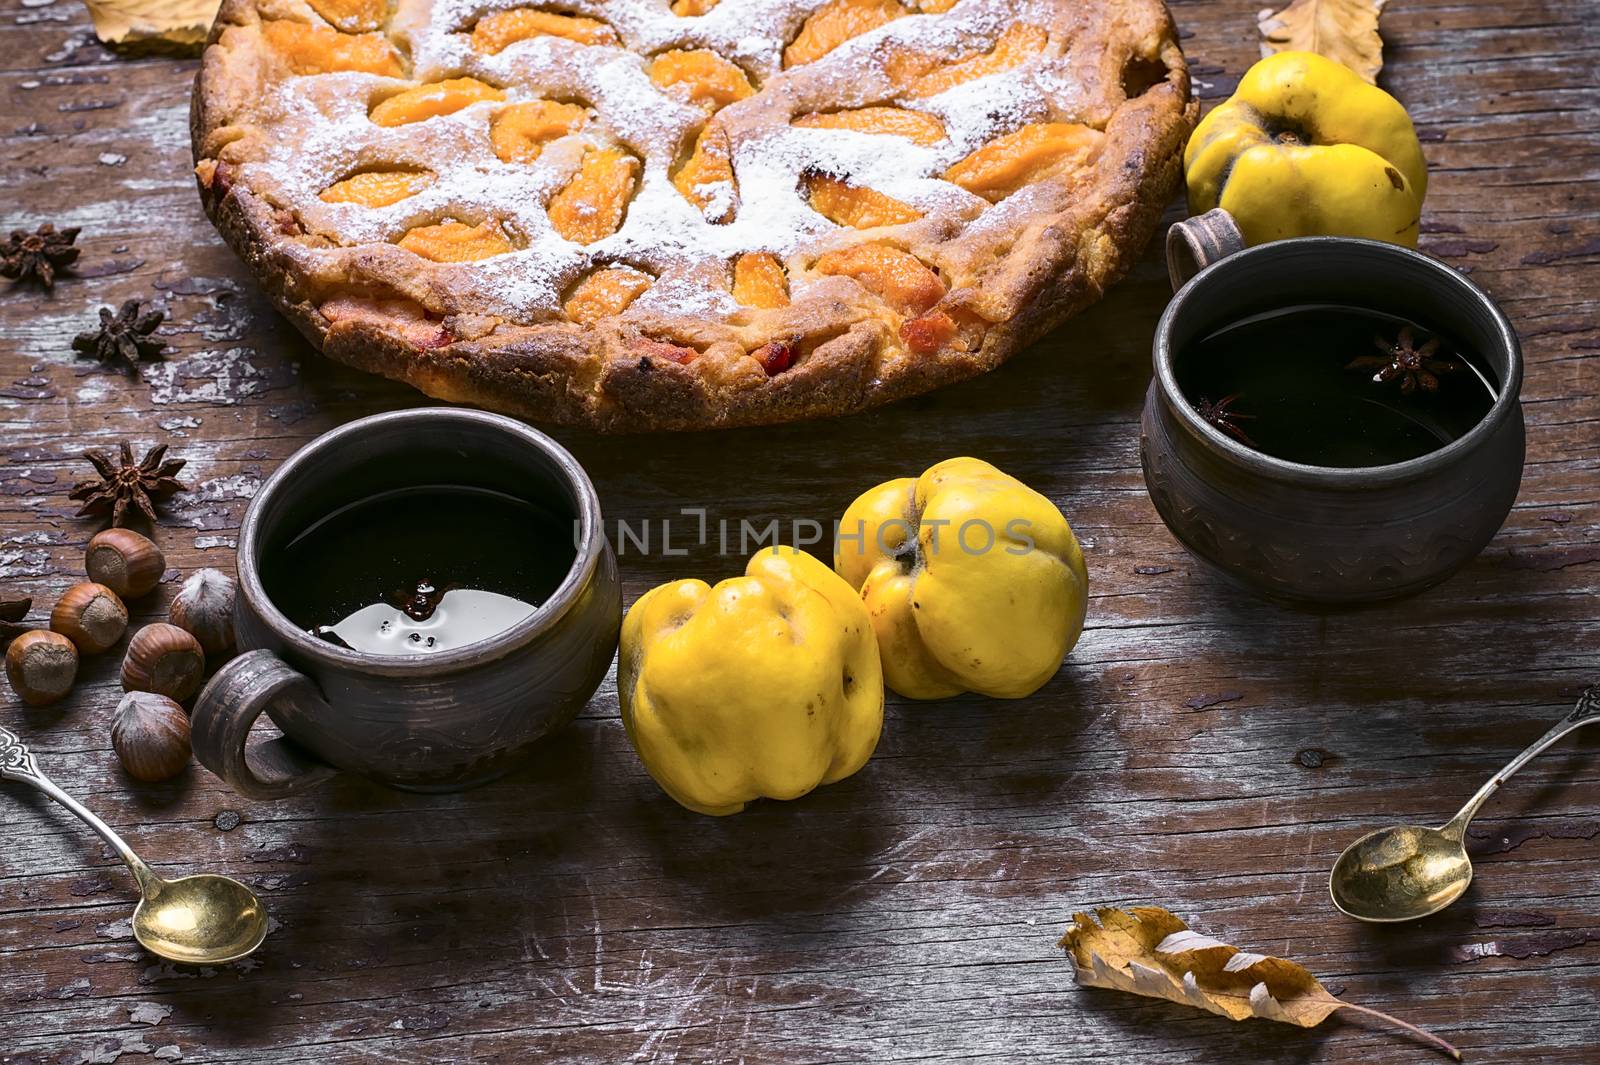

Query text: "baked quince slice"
[471, 9, 618, 54]
[733, 253, 789, 308]
[261, 20, 403, 77]
[784, 0, 907, 68]
[793, 107, 946, 146]
[320, 170, 435, 207]
[649, 50, 755, 113]
[673, 124, 738, 223]
[814, 243, 944, 315]
[944, 122, 1103, 201]
[806, 174, 921, 229]
[369, 78, 504, 127]
[397, 220, 514, 261]
[565, 266, 653, 323]
[887, 23, 1046, 97]
[548, 149, 640, 244]
[307, 0, 386, 33]
[490, 100, 589, 163]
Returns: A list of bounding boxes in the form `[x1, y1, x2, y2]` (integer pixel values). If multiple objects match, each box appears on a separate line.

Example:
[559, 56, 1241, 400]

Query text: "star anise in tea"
[1, 223, 80, 290]
[391, 578, 450, 621]
[1192, 393, 1256, 446]
[0, 593, 33, 645]
[1347, 326, 1458, 395]
[71, 299, 166, 372]
[69, 442, 188, 528]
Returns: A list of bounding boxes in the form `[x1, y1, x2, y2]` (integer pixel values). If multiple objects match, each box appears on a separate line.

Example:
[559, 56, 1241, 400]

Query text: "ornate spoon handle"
[1443, 686, 1600, 839]
[0, 723, 45, 783]
[0, 725, 162, 893]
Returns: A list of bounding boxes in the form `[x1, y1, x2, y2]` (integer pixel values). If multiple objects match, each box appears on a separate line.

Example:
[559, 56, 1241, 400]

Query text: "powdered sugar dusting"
[242, 0, 1121, 326]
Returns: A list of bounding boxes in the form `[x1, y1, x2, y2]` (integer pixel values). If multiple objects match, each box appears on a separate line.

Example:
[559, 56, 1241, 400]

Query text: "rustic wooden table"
[3, 0, 1598, 1060]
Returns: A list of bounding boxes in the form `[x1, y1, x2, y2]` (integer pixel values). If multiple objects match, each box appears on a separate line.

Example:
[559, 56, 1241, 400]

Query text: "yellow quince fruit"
[618, 547, 884, 816]
[835, 457, 1088, 700]
[1185, 51, 1428, 247]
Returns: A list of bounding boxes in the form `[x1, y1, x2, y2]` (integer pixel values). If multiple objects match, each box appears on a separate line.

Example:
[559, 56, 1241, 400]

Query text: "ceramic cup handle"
[191, 650, 340, 800]
[1166, 208, 1247, 291]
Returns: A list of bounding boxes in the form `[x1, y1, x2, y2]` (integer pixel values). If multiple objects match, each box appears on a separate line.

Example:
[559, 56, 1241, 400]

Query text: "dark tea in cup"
[260, 485, 574, 656]
[1173, 304, 1498, 469]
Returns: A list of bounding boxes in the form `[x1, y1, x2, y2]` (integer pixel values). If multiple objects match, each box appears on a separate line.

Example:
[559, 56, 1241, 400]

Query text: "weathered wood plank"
[3, 0, 1599, 1060]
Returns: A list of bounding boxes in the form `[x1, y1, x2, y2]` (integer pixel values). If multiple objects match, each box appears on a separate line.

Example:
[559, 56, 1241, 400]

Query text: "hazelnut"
[111, 691, 191, 782]
[50, 582, 129, 655]
[121, 623, 206, 703]
[85, 528, 166, 600]
[6, 630, 79, 706]
[169, 568, 237, 656]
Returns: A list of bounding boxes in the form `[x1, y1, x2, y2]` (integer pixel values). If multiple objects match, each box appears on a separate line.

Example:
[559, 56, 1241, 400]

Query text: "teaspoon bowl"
[1329, 824, 1473, 923]
[132, 873, 269, 965]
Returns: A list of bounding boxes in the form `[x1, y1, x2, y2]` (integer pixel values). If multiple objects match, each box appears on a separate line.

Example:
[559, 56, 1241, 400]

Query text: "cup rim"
[1153, 236, 1524, 489]
[237, 408, 604, 676]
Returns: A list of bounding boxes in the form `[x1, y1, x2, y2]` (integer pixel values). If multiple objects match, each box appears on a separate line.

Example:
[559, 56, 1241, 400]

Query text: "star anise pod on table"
[68, 442, 188, 528]
[1, 223, 80, 290]
[1346, 326, 1459, 395]
[0, 593, 34, 646]
[71, 299, 166, 372]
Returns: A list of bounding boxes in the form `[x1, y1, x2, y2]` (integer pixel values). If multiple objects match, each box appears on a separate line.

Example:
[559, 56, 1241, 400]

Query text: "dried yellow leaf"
[1258, 0, 1387, 84]
[1060, 907, 1459, 1059]
[84, 0, 220, 52]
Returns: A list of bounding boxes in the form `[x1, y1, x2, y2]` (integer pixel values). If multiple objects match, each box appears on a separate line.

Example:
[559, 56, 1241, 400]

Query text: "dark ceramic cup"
[191, 409, 621, 799]
[1141, 209, 1525, 604]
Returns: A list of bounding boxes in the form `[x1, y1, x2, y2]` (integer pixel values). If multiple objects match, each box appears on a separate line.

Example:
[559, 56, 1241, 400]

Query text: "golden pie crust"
[192, 0, 1195, 431]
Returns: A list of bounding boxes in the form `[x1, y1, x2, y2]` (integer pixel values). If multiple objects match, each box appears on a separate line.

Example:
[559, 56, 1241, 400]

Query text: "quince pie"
[193, 0, 1195, 430]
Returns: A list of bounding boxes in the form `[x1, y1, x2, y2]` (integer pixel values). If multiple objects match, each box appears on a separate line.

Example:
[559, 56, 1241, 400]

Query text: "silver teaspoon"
[1330, 686, 1600, 922]
[1, 725, 268, 963]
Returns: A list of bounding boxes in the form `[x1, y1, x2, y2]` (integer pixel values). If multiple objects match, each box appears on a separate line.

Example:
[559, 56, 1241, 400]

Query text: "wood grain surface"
[2, 0, 1598, 1061]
